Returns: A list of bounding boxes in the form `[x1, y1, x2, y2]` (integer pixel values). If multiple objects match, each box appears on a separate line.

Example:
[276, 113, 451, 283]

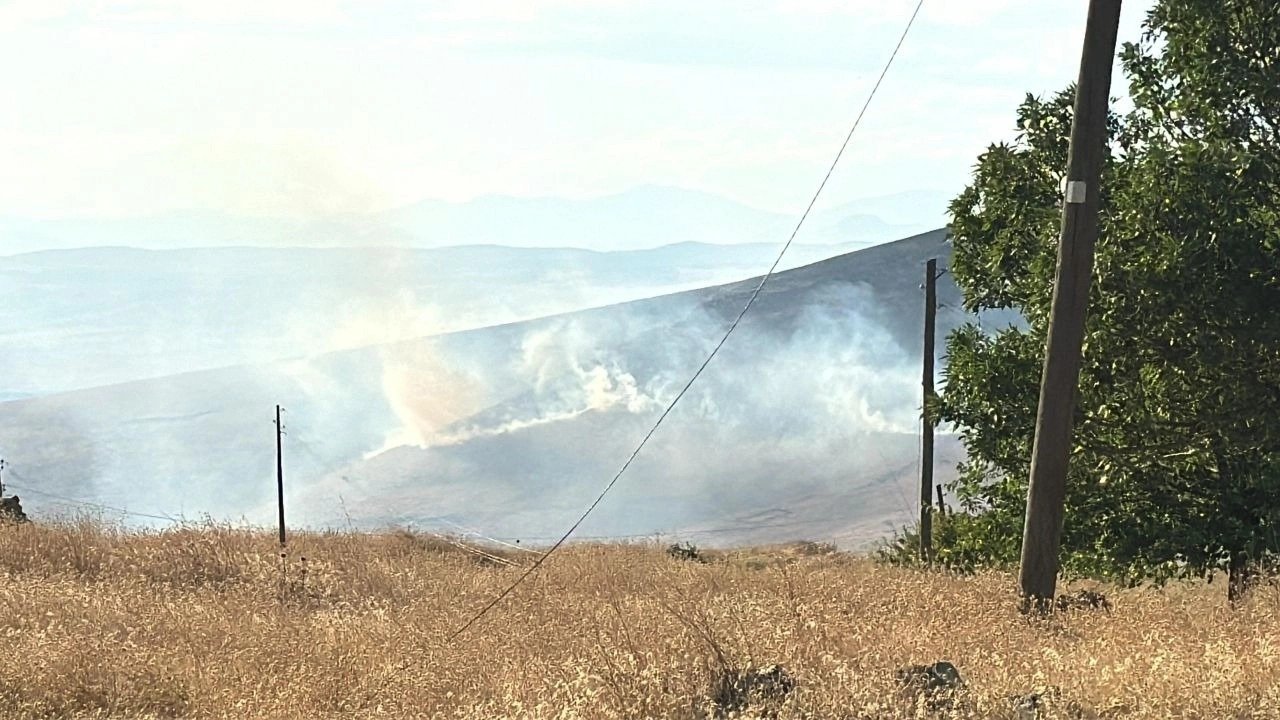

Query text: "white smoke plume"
[358, 281, 922, 465]
[370, 346, 489, 455]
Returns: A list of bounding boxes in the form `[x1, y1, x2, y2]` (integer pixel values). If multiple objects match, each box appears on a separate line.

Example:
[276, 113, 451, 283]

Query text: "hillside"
[0, 229, 997, 546]
[0, 240, 884, 397]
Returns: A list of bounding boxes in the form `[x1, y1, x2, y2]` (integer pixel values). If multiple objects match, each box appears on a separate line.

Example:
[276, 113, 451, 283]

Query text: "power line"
[435, 518, 542, 555]
[440, 465, 919, 546]
[4, 474, 181, 524]
[500, 517, 817, 544]
[424, 530, 522, 567]
[448, 0, 927, 641]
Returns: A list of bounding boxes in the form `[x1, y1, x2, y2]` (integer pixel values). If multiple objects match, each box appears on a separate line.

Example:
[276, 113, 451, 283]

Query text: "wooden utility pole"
[1018, 0, 1123, 611]
[275, 405, 286, 547]
[920, 258, 938, 562]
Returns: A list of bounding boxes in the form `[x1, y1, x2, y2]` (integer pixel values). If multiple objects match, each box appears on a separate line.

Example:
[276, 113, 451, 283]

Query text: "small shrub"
[667, 542, 706, 563]
[709, 664, 794, 719]
[1055, 588, 1112, 613]
[875, 510, 1016, 574]
[896, 661, 965, 713]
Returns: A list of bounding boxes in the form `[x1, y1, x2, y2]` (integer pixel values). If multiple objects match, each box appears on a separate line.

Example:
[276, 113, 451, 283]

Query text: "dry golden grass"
[0, 518, 1278, 719]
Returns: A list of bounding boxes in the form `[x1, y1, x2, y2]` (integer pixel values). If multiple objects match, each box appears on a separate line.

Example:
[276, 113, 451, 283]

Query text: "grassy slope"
[0, 521, 1277, 719]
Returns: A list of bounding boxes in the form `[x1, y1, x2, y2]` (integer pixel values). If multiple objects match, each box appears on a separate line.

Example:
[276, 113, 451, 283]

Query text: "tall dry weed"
[0, 521, 1277, 718]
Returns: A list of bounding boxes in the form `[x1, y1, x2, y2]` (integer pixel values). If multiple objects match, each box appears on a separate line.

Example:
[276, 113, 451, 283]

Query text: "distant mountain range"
[378, 185, 946, 251]
[0, 186, 949, 255]
[0, 229, 1019, 548]
[0, 238, 925, 397]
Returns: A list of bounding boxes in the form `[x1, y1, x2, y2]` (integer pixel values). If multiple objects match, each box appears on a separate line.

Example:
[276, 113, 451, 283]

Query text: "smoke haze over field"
[0, 230, 989, 547]
[0, 231, 927, 398]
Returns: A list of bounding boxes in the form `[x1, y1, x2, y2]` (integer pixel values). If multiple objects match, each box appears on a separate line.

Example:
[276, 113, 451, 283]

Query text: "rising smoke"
[282, 280, 936, 546]
[0, 243, 954, 547]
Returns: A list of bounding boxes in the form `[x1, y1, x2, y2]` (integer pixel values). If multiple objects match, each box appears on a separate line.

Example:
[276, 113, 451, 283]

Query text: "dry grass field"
[0, 519, 1278, 719]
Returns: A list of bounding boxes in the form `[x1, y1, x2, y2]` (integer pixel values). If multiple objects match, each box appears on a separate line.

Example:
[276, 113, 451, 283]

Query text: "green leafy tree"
[936, 0, 1280, 601]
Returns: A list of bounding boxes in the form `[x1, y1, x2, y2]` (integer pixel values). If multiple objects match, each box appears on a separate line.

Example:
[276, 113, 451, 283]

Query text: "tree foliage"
[935, 0, 1280, 590]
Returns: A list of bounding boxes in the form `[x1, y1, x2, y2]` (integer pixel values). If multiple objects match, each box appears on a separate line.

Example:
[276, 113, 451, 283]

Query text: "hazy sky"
[1, 0, 1152, 221]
